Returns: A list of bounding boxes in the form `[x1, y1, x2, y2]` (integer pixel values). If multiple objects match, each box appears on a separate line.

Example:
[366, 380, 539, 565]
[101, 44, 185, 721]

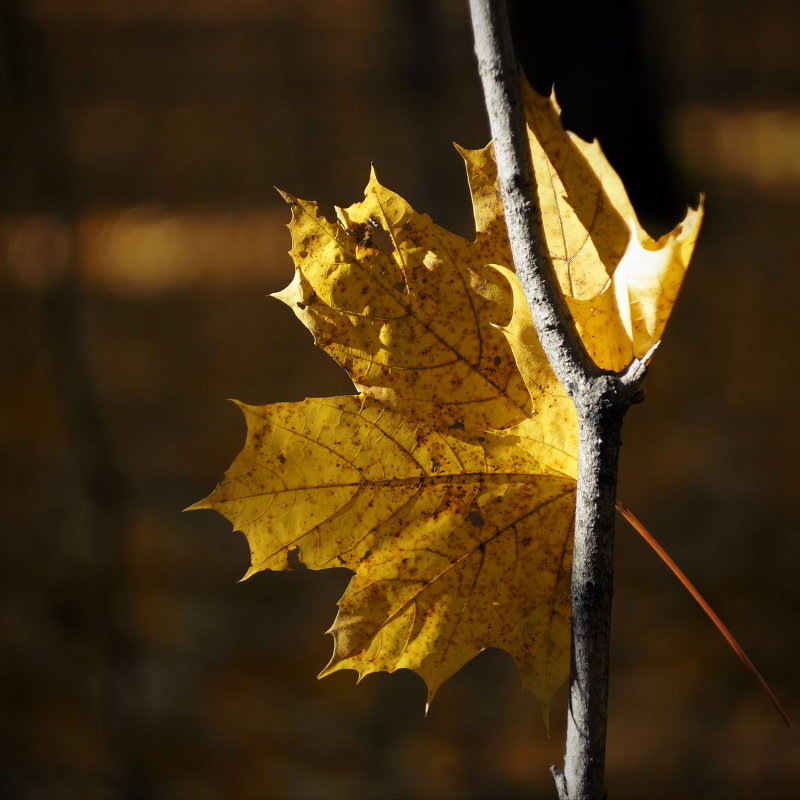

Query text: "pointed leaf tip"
[365, 163, 380, 192]
[276, 187, 296, 205]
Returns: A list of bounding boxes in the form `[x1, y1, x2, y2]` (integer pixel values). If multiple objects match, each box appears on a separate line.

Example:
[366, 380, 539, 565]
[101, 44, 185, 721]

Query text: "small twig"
[619, 341, 659, 388]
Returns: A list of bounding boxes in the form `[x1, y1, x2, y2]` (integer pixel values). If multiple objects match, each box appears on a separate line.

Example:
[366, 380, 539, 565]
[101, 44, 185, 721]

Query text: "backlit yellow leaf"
[193, 79, 701, 712]
[274, 170, 531, 432]
[191, 395, 573, 708]
[489, 265, 578, 479]
[460, 78, 703, 371]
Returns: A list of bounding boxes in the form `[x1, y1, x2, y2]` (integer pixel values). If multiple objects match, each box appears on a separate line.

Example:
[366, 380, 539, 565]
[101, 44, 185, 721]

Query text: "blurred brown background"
[2, 1, 799, 798]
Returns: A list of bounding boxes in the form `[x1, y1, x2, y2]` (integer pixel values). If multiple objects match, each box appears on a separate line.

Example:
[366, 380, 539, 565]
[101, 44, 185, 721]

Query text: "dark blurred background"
[1, 1, 798, 798]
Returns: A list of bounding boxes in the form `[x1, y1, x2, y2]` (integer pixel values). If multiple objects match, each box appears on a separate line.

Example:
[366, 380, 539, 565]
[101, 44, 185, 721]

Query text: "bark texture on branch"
[468, 2, 648, 798]
[466, 0, 596, 400]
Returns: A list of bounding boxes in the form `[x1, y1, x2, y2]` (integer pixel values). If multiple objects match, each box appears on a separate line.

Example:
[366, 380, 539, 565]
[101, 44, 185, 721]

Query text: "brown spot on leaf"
[344, 221, 372, 247]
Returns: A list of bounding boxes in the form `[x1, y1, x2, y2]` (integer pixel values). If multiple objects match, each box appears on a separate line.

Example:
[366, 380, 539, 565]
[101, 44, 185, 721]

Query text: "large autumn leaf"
[192, 82, 702, 711]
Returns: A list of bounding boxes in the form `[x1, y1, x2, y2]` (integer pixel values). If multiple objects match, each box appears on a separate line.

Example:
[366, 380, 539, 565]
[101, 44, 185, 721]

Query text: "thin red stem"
[615, 500, 791, 727]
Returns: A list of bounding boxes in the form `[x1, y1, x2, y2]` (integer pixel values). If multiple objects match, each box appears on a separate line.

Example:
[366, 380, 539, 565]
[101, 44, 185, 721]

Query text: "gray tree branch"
[467, 0, 597, 400]
[468, 1, 648, 798]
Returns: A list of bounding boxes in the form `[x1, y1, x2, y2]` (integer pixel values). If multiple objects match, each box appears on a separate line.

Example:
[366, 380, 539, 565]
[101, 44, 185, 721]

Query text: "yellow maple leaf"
[191, 83, 702, 712]
[272, 174, 532, 432]
[193, 396, 573, 709]
[459, 79, 703, 371]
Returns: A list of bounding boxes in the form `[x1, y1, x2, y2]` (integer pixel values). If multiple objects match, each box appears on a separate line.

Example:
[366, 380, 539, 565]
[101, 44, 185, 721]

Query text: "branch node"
[620, 340, 660, 391]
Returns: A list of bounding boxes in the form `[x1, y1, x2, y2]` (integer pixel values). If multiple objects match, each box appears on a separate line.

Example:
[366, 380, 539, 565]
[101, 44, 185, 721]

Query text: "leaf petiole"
[616, 500, 791, 727]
